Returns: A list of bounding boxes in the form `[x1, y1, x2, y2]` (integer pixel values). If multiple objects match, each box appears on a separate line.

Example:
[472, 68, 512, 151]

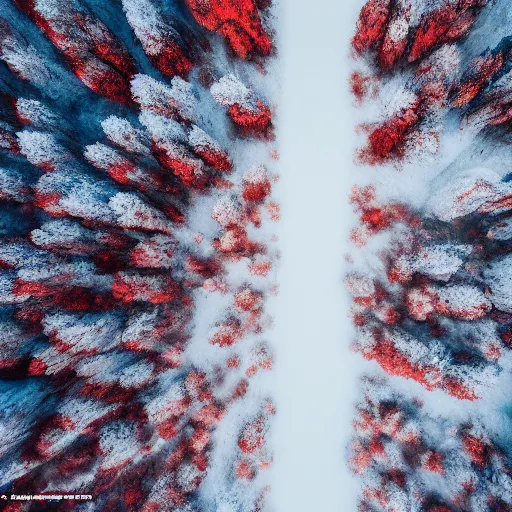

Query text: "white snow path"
[270, 1, 362, 510]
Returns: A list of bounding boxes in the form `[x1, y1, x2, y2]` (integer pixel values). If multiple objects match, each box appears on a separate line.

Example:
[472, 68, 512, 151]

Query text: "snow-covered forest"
[0, 1, 278, 510]
[348, 0, 512, 510]
[1, 0, 511, 510]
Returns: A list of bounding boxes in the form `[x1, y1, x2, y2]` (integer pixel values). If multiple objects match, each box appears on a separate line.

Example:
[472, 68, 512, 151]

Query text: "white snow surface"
[270, 1, 362, 510]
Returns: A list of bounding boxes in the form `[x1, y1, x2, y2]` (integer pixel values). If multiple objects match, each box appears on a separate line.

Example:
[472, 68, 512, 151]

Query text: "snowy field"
[271, 1, 363, 509]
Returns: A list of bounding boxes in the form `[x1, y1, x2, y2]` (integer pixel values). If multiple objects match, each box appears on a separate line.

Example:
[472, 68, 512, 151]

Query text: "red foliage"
[442, 378, 478, 401]
[350, 72, 372, 103]
[152, 144, 207, 190]
[408, 0, 486, 63]
[379, 9, 411, 70]
[231, 379, 249, 400]
[452, 52, 504, 107]
[462, 434, 488, 467]
[236, 459, 256, 480]
[352, 0, 391, 55]
[363, 336, 434, 390]
[148, 42, 193, 78]
[189, 428, 211, 453]
[501, 328, 512, 348]
[234, 288, 262, 311]
[228, 101, 273, 137]
[193, 146, 232, 172]
[184, 0, 271, 59]
[423, 451, 444, 474]
[361, 334, 477, 400]
[14, 0, 135, 103]
[242, 173, 271, 202]
[162, 205, 186, 224]
[350, 185, 416, 245]
[249, 259, 272, 276]
[209, 319, 242, 347]
[358, 100, 421, 165]
[112, 273, 181, 304]
[214, 227, 262, 255]
[238, 417, 265, 454]
[34, 192, 62, 211]
[186, 256, 221, 278]
[67, 56, 133, 104]
[80, 382, 135, 404]
[192, 404, 224, 428]
[28, 358, 47, 376]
